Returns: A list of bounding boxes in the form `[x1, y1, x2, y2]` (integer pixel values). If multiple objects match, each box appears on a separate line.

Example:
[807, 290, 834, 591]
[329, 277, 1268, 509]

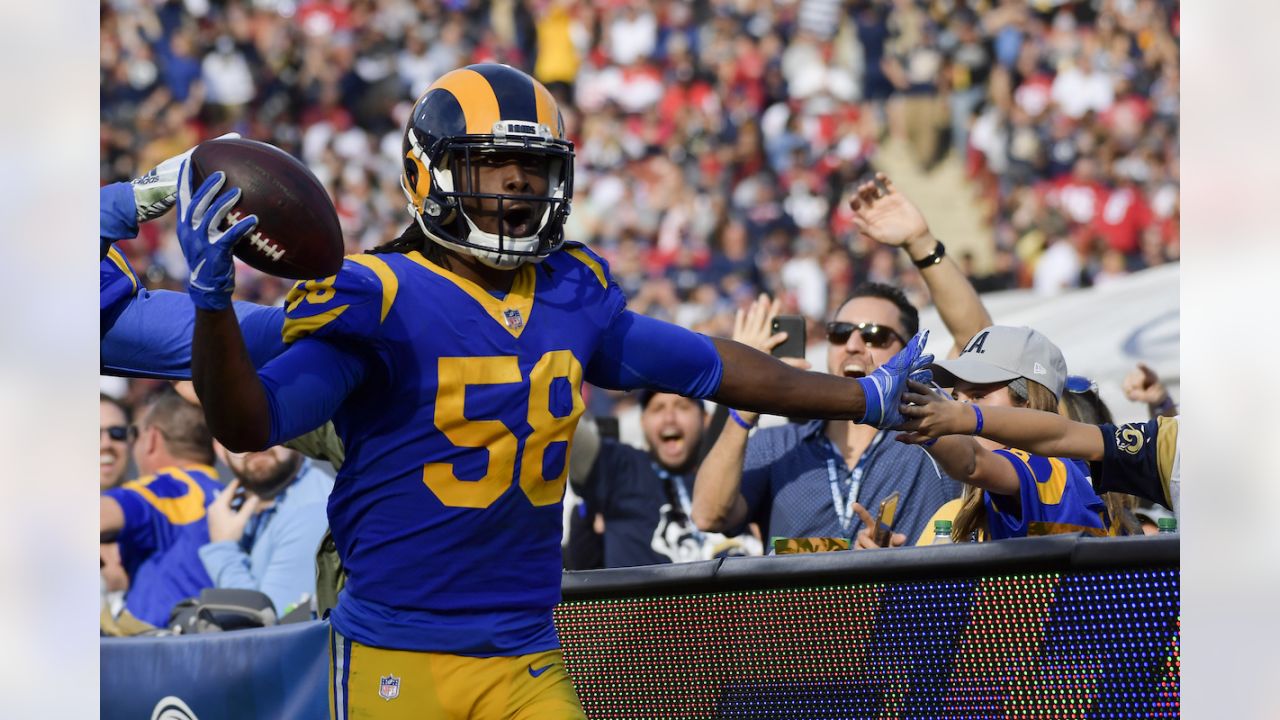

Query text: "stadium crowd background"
[101, 0, 1180, 403]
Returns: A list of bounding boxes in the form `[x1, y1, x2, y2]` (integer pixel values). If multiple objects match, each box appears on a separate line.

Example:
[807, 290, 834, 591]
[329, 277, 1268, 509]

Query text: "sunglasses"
[1065, 375, 1098, 395]
[101, 425, 137, 442]
[825, 322, 907, 349]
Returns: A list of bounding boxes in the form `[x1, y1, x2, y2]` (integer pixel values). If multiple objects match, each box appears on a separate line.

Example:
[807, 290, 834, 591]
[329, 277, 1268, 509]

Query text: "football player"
[174, 64, 932, 719]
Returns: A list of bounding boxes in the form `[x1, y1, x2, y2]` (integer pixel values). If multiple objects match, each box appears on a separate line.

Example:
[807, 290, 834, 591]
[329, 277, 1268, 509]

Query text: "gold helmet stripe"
[429, 69, 501, 135]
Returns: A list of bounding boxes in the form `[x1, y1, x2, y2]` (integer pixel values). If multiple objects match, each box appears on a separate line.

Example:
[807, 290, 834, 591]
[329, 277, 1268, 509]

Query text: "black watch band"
[911, 240, 946, 269]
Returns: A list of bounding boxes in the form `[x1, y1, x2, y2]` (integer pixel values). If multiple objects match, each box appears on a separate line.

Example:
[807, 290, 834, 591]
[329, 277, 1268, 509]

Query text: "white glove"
[131, 132, 240, 224]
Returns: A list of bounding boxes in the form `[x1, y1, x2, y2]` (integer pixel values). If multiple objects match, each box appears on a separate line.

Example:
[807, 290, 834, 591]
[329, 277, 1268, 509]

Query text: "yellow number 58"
[422, 351, 584, 509]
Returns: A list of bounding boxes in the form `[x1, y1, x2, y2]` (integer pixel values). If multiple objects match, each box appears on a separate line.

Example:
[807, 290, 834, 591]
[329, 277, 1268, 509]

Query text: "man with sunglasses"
[100, 394, 134, 491]
[100, 394, 136, 619]
[692, 174, 992, 546]
[100, 390, 224, 631]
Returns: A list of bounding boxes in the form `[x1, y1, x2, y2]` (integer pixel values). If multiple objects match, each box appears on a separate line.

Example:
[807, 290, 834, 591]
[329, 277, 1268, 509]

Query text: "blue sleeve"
[259, 338, 370, 445]
[103, 487, 158, 558]
[100, 183, 138, 254]
[100, 249, 141, 336]
[585, 310, 724, 398]
[101, 289, 287, 380]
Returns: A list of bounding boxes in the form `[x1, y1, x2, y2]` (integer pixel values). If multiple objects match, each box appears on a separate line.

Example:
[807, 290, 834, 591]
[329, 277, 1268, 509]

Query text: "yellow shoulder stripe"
[106, 247, 138, 295]
[1034, 457, 1070, 506]
[565, 247, 607, 289]
[282, 305, 350, 344]
[120, 465, 214, 526]
[346, 255, 399, 323]
[1156, 416, 1178, 504]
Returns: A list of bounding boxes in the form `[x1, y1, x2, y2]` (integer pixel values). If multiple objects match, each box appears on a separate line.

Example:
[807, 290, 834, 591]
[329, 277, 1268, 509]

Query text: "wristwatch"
[911, 240, 946, 269]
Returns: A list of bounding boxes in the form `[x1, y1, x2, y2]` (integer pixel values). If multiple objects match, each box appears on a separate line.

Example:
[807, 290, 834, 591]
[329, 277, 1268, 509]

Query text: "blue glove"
[175, 159, 258, 311]
[856, 330, 934, 428]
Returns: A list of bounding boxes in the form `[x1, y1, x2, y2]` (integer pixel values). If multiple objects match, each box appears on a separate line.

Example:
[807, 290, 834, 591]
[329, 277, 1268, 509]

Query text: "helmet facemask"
[402, 125, 574, 270]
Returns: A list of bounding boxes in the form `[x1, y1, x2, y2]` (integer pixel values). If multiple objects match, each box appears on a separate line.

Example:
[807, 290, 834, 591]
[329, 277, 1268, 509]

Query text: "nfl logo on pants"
[379, 675, 400, 701]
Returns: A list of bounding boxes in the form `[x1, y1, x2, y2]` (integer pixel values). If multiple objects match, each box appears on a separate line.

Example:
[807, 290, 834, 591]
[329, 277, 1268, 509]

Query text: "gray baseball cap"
[929, 325, 1068, 400]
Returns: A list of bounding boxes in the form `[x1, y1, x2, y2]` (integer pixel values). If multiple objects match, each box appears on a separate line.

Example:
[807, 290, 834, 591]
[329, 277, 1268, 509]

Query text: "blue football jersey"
[103, 464, 223, 626]
[274, 244, 716, 655]
[985, 449, 1109, 539]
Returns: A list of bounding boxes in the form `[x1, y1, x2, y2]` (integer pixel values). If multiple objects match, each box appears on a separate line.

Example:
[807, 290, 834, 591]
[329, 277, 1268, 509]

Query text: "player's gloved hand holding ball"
[856, 330, 933, 429]
[174, 158, 258, 312]
[131, 132, 239, 224]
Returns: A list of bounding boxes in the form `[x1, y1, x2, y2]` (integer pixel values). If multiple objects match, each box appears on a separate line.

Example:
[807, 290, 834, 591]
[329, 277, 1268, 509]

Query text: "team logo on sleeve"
[1115, 424, 1147, 455]
[503, 308, 524, 330]
[379, 675, 401, 701]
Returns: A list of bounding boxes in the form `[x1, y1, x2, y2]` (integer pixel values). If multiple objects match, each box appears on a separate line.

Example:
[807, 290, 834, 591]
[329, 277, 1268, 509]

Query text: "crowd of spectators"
[101, 0, 1179, 339]
[99, 0, 1181, 608]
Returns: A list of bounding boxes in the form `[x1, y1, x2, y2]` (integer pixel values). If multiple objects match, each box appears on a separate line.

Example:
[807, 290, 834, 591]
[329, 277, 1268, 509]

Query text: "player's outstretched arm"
[710, 330, 932, 427]
[895, 380, 1105, 461]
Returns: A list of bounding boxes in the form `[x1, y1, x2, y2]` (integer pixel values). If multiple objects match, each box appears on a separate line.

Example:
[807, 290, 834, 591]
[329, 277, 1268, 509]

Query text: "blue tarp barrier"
[101, 620, 329, 720]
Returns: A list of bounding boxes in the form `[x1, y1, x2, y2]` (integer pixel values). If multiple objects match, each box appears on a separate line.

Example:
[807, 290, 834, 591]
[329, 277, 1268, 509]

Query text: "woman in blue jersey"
[892, 325, 1111, 542]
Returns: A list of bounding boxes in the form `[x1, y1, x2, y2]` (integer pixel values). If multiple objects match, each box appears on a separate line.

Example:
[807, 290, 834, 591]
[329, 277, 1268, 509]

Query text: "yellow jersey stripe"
[430, 69, 501, 135]
[106, 247, 138, 295]
[565, 247, 607, 289]
[1034, 457, 1070, 506]
[120, 464, 216, 525]
[406, 251, 534, 339]
[346, 255, 400, 323]
[1156, 416, 1178, 505]
[283, 305, 351, 343]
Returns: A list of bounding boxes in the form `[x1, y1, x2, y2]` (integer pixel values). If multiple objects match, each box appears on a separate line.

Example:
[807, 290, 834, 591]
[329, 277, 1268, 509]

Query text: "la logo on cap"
[1033, 362, 1047, 375]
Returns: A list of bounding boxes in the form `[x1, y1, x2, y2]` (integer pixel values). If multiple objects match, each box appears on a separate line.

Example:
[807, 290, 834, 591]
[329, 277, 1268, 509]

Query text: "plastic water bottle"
[1157, 517, 1177, 534]
[932, 520, 953, 544]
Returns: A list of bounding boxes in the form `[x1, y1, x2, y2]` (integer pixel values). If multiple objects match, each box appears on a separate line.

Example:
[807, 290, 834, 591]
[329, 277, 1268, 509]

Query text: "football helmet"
[400, 63, 574, 269]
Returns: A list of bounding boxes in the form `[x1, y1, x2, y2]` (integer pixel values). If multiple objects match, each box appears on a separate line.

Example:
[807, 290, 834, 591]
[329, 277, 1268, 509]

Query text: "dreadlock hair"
[368, 220, 557, 278]
[369, 221, 449, 264]
[950, 378, 1061, 543]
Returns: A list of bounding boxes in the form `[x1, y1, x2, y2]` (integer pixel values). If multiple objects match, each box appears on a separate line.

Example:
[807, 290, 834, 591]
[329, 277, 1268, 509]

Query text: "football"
[189, 138, 344, 280]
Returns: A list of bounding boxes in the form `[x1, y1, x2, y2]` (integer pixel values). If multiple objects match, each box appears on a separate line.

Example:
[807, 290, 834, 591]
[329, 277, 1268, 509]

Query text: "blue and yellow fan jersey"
[102, 464, 223, 627]
[259, 243, 722, 656]
[985, 450, 1109, 539]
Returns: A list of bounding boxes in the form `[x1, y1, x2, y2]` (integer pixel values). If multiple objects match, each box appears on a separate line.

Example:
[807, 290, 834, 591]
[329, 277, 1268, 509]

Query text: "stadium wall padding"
[101, 534, 1179, 719]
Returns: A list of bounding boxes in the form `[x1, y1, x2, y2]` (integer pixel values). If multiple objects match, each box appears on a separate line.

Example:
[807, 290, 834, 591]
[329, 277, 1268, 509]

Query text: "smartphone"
[770, 315, 807, 358]
[872, 492, 901, 546]
[229, 486, 248, 512]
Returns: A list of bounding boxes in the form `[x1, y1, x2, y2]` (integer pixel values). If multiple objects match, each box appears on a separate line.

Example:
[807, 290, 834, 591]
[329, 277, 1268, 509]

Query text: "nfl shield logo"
[503, 308, 524, 330]
[379, 675, 400, 701]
